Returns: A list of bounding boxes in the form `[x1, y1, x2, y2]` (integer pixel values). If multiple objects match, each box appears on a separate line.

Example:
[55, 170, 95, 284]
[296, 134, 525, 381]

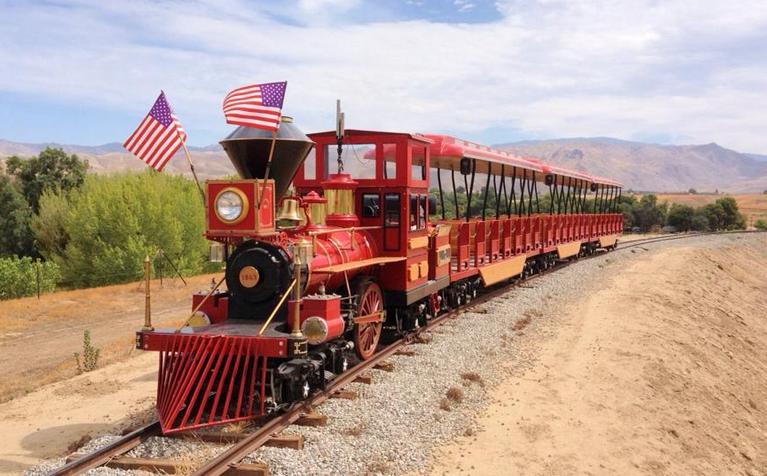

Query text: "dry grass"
[172, 446, 222, 475]
[446, 386, 464, 403]
[65, 434, 91, 454]
[222, 420, 249, 434]
[343, 424, 365, 437]
[439, 398, 452, 411]
[512, 315, 532, 331]
[460, 372, 485, 387]
[366, 458, 392, 475]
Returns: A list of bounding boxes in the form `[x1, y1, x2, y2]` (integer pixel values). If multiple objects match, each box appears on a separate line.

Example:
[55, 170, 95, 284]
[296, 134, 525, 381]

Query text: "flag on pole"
[123, 91, 187, 172]
[222, 81, 287, 131]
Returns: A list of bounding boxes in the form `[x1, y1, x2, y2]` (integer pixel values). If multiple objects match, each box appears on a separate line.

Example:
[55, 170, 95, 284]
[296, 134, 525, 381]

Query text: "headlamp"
[215, 188, 248, 224]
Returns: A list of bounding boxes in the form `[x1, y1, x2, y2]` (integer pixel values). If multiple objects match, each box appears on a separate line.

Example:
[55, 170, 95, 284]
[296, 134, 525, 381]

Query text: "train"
[135, 116, 623, 433]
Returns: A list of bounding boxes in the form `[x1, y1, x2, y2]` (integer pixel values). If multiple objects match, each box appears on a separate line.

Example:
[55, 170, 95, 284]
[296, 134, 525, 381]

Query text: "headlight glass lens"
[302, 317, 329, 345]
[216, 191, 243, 222]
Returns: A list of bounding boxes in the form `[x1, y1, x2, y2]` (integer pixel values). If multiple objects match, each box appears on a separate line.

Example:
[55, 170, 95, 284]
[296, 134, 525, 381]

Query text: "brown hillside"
[499, 138, 767, 194]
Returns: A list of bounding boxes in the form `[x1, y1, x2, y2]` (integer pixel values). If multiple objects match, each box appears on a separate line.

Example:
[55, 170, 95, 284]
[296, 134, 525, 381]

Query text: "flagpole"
[180, 139, 206, 204]
[256, 129, 278, 213]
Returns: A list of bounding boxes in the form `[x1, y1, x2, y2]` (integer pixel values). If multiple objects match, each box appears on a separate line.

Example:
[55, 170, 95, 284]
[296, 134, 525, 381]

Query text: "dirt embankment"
[431, 234, 767, 475]
[0, 273, 220, 402]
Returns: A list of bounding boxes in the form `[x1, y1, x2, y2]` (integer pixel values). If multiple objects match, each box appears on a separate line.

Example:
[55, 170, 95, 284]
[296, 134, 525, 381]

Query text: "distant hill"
[496, 138, 767, 193]
[2, 137, 766, 193]
[0, 139, 235, 179]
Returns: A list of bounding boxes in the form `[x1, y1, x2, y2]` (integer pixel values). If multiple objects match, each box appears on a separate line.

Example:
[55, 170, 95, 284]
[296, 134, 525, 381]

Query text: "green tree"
[6, 147, 88, 212]
[666, 204, 695, 231]
[634, 194, 668, 232]
[690, 210, 710, 231]
[703, 197, 746, 230]
[618, 195, 638, 229]
[31, 188, 72, 259]
[0, 173, 35, 257]
[45, 171, 208, 287]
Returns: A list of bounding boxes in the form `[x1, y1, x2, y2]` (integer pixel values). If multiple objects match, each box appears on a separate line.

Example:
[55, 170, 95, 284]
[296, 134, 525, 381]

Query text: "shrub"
[0, 256, 60, 300]
[755, 219, 767, 231]
[74, 330, 100, 374]
[35, 171, 210, 287]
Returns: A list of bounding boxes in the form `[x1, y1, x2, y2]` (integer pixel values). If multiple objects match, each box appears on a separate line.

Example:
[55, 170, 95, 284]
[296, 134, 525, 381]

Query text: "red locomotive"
[136, 116, 623, 433]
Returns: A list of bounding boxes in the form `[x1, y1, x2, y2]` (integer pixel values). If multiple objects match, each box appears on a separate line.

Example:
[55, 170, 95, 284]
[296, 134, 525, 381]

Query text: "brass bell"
[277, 198, 303, 224]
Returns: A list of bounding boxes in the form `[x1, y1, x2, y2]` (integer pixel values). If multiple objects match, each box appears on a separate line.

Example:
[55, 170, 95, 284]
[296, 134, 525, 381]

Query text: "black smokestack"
[219, 117, 314, 199]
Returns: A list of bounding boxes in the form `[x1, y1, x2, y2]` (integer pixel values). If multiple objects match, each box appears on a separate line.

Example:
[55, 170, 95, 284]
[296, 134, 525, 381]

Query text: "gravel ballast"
[24, 234, 758, 476]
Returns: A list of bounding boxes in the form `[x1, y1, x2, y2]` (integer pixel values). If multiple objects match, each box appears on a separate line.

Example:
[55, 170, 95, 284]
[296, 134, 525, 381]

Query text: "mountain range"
[1, 137, 766, 193]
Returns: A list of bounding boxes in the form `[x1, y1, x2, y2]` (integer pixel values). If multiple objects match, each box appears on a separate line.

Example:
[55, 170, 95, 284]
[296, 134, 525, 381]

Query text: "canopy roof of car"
[424, 134, 623, 187]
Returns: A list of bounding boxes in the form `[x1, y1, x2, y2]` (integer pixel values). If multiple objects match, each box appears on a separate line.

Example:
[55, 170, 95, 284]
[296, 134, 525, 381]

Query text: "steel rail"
[48, 420, 161, 476]
[192, 288, 516, 476]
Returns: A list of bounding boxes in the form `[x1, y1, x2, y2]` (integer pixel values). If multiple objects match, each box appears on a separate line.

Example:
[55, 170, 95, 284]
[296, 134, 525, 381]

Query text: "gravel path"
[24, 234, 759, 476]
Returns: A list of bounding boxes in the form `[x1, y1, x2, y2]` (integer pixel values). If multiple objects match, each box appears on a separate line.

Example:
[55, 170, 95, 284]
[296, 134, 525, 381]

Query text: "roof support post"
[481, 165, 491, 220]
[494, 167, 502, 219]
[451, 168, 459, 219]
[549, 181, 556, 215]
[518, 169, 526, 217]
[465, 158, 476, 222]
[437, 165, 446, 220]
[510, 167, 517, 215]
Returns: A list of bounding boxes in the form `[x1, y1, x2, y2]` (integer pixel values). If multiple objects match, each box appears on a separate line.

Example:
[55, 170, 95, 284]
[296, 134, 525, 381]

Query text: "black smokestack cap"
[219, 116, 314, 199]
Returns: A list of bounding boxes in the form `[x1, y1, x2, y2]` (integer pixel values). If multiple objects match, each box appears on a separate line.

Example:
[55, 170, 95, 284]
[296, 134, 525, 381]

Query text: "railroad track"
[48, 230, 764, 476]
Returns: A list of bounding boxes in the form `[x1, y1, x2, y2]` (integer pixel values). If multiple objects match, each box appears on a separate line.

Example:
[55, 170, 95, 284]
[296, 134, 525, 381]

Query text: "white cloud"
[1, 0, 767, 151]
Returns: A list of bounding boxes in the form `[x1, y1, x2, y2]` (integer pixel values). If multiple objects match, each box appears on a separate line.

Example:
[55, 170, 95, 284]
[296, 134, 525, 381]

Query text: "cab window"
[418, 194, 427, 227]
[361, 193, 380, 218]
[384, 193, 400, 227]
[411, 145, 426, 181]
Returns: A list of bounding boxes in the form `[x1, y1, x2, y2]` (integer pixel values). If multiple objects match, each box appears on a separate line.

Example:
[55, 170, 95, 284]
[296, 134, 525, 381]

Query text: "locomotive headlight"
[215, 188, 248, 224]
[301, 316, 329, 345]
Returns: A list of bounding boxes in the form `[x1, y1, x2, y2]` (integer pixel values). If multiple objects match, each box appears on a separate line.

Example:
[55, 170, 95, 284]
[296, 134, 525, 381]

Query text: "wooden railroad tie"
[295, 410, 327, 427]
[353, 373, 373, 384]
[330, 389, 358, 400]
[373, 361, 395, 372]
[395, 348, 417, 357]
[66, 454, 269, 475]
[172, 431, 304, 450]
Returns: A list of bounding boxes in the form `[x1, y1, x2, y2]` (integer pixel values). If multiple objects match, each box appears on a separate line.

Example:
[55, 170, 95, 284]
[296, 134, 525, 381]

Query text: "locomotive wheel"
[354, 280, 384, 360]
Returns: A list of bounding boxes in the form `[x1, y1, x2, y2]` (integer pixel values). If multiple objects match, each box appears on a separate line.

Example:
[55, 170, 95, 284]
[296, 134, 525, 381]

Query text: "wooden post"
[143, 256, 153, 330]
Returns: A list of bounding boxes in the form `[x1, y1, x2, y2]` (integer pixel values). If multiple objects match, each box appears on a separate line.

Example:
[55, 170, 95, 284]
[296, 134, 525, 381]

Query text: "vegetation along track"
[48, 230, 764, 476]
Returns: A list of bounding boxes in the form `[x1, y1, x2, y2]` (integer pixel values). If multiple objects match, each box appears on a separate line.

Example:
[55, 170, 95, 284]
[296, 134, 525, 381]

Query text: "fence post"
[36, 260, 41, 299]
[143, 255, 153, 330]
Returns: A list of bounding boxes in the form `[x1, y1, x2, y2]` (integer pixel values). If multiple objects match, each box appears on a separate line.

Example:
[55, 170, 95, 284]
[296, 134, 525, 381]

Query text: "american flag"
[222, 81, 287, 132]
[123, 91, 187, 172]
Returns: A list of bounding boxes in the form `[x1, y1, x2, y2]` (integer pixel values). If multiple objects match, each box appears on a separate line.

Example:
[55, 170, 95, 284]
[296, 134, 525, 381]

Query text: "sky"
[1, 0, 766, 152]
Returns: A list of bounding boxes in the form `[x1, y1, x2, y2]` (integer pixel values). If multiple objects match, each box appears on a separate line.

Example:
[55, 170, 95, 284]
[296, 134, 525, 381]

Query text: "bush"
[667, 204, 695, 231]
[755, 219, 767, 231]
[0, 256, 60, 300]
[74, 330, 100, 373]
[35, 171, 209, 287]
[702, 197, 746, 231]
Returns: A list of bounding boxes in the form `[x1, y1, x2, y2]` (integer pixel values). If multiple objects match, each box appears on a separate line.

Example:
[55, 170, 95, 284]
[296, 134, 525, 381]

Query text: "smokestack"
[219, 116, 314, 199]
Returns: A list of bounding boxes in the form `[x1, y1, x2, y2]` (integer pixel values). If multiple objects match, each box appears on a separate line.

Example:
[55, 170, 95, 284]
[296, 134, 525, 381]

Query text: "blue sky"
[1, 0, 767, 152]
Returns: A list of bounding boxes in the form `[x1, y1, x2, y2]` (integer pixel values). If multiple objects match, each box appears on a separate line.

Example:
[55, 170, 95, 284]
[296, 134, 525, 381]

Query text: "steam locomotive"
[136, 117, 624, 433]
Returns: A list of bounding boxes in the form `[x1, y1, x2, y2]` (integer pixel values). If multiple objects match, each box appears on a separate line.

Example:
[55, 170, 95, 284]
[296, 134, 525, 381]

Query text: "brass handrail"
[175, 276, 226, 332]
[258, 279, 297, 336]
